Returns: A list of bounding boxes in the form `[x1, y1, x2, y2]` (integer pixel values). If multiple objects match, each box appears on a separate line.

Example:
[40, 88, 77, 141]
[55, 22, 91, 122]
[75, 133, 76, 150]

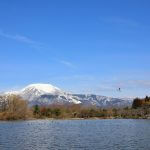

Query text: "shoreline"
[0, 117, 150, 121]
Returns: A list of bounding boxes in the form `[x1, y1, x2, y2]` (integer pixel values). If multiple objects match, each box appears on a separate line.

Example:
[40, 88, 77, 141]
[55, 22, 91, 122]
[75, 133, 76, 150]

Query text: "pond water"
[0, 119, 150, 150]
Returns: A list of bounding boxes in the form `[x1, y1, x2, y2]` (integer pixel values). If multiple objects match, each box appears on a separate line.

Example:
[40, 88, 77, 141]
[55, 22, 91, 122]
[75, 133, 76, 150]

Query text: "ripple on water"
[0, 119, 150, 150]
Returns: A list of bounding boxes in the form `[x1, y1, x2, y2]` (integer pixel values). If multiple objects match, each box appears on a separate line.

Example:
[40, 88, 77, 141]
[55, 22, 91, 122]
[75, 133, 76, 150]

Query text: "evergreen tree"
[34, 105, 40, 115]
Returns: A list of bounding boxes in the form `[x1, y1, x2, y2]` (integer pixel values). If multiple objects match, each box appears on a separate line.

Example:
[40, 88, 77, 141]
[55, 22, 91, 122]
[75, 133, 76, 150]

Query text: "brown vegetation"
[132, 96, 150, 109]
[31, 104, 150, 119]
[0, 95, 150, 120]
[0, 95, 32, 120]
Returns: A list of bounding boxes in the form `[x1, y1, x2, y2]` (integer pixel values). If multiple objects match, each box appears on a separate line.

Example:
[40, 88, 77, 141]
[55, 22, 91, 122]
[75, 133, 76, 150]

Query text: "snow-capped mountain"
[3, 84, 81, 105]
[20, 84, 64, 101]
[2, 83, 133, 107]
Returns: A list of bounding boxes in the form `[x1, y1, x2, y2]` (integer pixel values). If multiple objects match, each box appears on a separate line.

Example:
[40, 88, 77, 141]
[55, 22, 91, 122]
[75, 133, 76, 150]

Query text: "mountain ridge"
[2, 83, 133, 107]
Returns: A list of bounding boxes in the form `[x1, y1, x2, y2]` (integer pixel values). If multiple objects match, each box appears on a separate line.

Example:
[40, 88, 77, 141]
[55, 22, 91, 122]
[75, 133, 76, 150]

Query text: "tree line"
[0, 95, 150, 120]
[132, 96, 150, 109]
[0, 95, 32, 120]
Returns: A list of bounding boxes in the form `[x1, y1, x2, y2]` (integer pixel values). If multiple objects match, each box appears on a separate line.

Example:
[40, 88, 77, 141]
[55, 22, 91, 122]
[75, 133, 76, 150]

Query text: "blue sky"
[0, 0, 150, 97]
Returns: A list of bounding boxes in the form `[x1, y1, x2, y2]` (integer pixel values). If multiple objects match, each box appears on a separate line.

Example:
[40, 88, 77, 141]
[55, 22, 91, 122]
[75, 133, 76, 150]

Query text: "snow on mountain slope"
[4, 91, 19, 95]
[3, 83, 81, 105]
[72, 94, 133, 107]
[22, 84, 63, 95]
[20, 84, 64, 101]
[2, 83, 133, 107]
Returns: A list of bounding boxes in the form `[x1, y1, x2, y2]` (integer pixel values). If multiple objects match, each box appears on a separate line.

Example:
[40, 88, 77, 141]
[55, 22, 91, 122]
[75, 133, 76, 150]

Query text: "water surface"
[0, 119, 150, 150]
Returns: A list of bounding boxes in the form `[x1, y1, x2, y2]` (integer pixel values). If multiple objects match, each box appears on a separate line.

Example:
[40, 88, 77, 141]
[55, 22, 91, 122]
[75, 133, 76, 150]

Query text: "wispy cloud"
[60, 60, 76, 69]
[50, 74, 94, 81]
[94, 79, 150, 92]
[0, 29, 43, 48]
[114, 80, 150, 89]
